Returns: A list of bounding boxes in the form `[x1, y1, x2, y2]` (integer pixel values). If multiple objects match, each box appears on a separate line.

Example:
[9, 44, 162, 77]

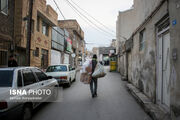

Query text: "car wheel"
[22, 104, 32, 120]
[67, 79, 71, 87]
[74, 76, 76, 82]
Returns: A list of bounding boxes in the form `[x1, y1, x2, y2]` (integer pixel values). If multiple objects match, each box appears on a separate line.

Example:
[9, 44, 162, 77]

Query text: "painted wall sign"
[66, 38, 72, 52]
[37, 37, 41, 42]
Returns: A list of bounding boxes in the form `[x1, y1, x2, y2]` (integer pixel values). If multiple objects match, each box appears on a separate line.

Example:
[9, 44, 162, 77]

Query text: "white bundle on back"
[92, 63, 106, 78]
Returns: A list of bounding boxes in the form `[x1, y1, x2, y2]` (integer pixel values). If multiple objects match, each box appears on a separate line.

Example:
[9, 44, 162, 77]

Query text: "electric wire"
[52, 0, 114, 46]
[69, 0, 116, 34]
[64, 0, 115, 38]
[64, 0, 114, 41]
[53, 0, 66, 20]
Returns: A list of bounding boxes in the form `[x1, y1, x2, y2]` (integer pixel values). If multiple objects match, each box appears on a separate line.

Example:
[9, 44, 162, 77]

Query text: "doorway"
[0, 50, 8, 67]
[41, 49, 48, 69]
[156, 18, 170, 109]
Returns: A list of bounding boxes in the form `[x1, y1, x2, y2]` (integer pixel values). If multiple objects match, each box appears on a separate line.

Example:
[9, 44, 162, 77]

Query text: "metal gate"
[0, 40, 10, 67]
[0, 50, 8, 67]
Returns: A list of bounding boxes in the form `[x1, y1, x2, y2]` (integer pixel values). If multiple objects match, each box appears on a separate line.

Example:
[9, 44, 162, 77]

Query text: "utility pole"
[26, 0, 34, 66]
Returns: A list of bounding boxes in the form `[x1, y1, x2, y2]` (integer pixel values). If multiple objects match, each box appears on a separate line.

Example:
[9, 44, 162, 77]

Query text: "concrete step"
[126, 83, 171, 120]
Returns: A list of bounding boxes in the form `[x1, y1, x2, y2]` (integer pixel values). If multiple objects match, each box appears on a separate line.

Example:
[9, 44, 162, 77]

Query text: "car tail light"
[60, 76, 67, 80]
[0, 101, 8, 110]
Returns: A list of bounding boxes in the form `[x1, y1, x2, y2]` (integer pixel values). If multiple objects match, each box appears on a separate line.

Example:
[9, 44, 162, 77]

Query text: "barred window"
[0, 0, 8, 15]
[34, 47, 39, 57]
[139, 29, 145, 51]
[37, 16, 40, 32]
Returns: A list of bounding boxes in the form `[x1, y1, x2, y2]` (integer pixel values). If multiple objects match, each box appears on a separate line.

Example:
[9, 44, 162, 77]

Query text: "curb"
[126, 83, 171, 120]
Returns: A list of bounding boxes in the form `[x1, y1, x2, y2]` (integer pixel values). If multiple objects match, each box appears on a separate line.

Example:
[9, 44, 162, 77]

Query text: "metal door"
[156, 31, 170, 108]
[157, 36, 163, 103]
[162, 32, 170, 107]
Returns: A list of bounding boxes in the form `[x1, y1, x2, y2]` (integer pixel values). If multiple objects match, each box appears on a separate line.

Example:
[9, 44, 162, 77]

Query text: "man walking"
[90, 54, 98, 98]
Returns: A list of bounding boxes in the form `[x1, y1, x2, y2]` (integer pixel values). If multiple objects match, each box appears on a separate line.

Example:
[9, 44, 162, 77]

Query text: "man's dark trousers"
[90, 78, 97, 95]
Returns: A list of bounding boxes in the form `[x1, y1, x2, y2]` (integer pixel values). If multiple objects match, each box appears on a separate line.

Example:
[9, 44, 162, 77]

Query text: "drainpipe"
[26, 0, 34, 66]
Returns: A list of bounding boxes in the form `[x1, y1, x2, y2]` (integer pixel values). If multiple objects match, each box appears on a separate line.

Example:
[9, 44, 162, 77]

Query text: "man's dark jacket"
[8, 60, 18, 67]
[92, 59, 97, 75]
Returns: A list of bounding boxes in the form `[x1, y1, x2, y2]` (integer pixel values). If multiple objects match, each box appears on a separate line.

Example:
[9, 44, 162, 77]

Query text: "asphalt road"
[32, 67, 151, 120]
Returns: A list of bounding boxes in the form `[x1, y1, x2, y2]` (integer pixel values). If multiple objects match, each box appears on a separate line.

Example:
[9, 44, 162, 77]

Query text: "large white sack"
[92, 63, 106, 78]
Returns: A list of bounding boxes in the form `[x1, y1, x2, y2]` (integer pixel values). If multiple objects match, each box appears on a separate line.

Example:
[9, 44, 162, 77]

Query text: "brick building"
[58, 20, 85, 67]
[0, 0, 15, 67]
[14, 0, 58, 68]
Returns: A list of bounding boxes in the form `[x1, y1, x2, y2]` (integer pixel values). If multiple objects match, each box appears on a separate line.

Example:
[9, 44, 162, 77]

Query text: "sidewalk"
[126, 83, 171, 120]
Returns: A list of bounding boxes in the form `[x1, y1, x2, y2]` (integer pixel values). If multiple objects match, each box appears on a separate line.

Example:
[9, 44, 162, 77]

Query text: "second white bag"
[92, 63, 106, 78]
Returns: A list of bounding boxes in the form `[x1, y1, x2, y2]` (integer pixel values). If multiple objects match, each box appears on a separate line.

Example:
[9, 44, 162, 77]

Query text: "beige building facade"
[0, 0, 14, 67]
[58, 20, 85, 67]
[14, 0, 58, 68]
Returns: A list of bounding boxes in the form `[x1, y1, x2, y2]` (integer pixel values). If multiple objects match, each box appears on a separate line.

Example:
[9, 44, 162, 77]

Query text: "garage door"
[51, 50, 61, 65]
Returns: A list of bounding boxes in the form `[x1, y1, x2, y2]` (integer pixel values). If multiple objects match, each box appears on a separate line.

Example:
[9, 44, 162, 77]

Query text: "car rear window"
[0, 70, 14, 87]
[46, 65, 67, 72]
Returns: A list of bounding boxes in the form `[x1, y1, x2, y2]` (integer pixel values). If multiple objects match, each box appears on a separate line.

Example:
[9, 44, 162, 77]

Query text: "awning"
[37, 11, 57, 26]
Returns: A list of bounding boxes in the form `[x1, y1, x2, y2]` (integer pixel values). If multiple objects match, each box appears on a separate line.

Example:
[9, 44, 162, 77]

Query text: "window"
[32, 68, 47, 81]
[25, 22, 28, 30]
[0, 0, 8, 15]
[42, 21, 49, 36]
[69, 65, 72, 71]
[73, 34, 76, 41]
[22, 69, 37, 86]
[0, 51, 8, 67]
[17, 70, 22, 87]
[139, 29, 145, 51]
[52, 28, 64, 51]
[37, 16, 40, 32]
[46, 65, 67, 72]
[34, 47, 39, 57]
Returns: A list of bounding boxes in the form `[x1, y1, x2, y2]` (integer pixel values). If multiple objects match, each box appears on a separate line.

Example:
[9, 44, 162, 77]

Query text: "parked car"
[46, 64, 76, 87]
[0, 67, 59, 120]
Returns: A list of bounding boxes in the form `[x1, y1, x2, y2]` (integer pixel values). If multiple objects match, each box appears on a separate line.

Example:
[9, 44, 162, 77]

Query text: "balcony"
[36, 0, 58, 26]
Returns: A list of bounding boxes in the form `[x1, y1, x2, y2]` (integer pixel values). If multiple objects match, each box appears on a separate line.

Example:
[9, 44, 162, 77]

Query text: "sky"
[47, 0, 133, 51]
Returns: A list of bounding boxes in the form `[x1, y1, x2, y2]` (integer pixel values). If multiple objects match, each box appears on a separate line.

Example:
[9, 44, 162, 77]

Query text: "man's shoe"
[94, 93, 97, 97]
[92, 94, 95, 98]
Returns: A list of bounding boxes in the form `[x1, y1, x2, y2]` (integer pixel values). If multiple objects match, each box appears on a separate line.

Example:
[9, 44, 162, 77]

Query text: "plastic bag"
[92, 63, 106, 78]
[80, 60, 92, 74]
[80, 60, 92, 84]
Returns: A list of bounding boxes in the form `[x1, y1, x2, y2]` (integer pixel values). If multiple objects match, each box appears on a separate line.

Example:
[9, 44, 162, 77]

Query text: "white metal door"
[157, 36, 163, 103]
[162, 32, 170, 107]
[157, 31, 170, 108]
[51, 50, 61, 65]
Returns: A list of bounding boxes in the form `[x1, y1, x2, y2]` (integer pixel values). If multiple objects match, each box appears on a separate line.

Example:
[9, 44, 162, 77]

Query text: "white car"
[0, 67, 59, 120]
[46, 64, 76, 87]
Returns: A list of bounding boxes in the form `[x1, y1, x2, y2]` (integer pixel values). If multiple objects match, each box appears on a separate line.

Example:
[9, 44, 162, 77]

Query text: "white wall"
[116, 0, 162, 44]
